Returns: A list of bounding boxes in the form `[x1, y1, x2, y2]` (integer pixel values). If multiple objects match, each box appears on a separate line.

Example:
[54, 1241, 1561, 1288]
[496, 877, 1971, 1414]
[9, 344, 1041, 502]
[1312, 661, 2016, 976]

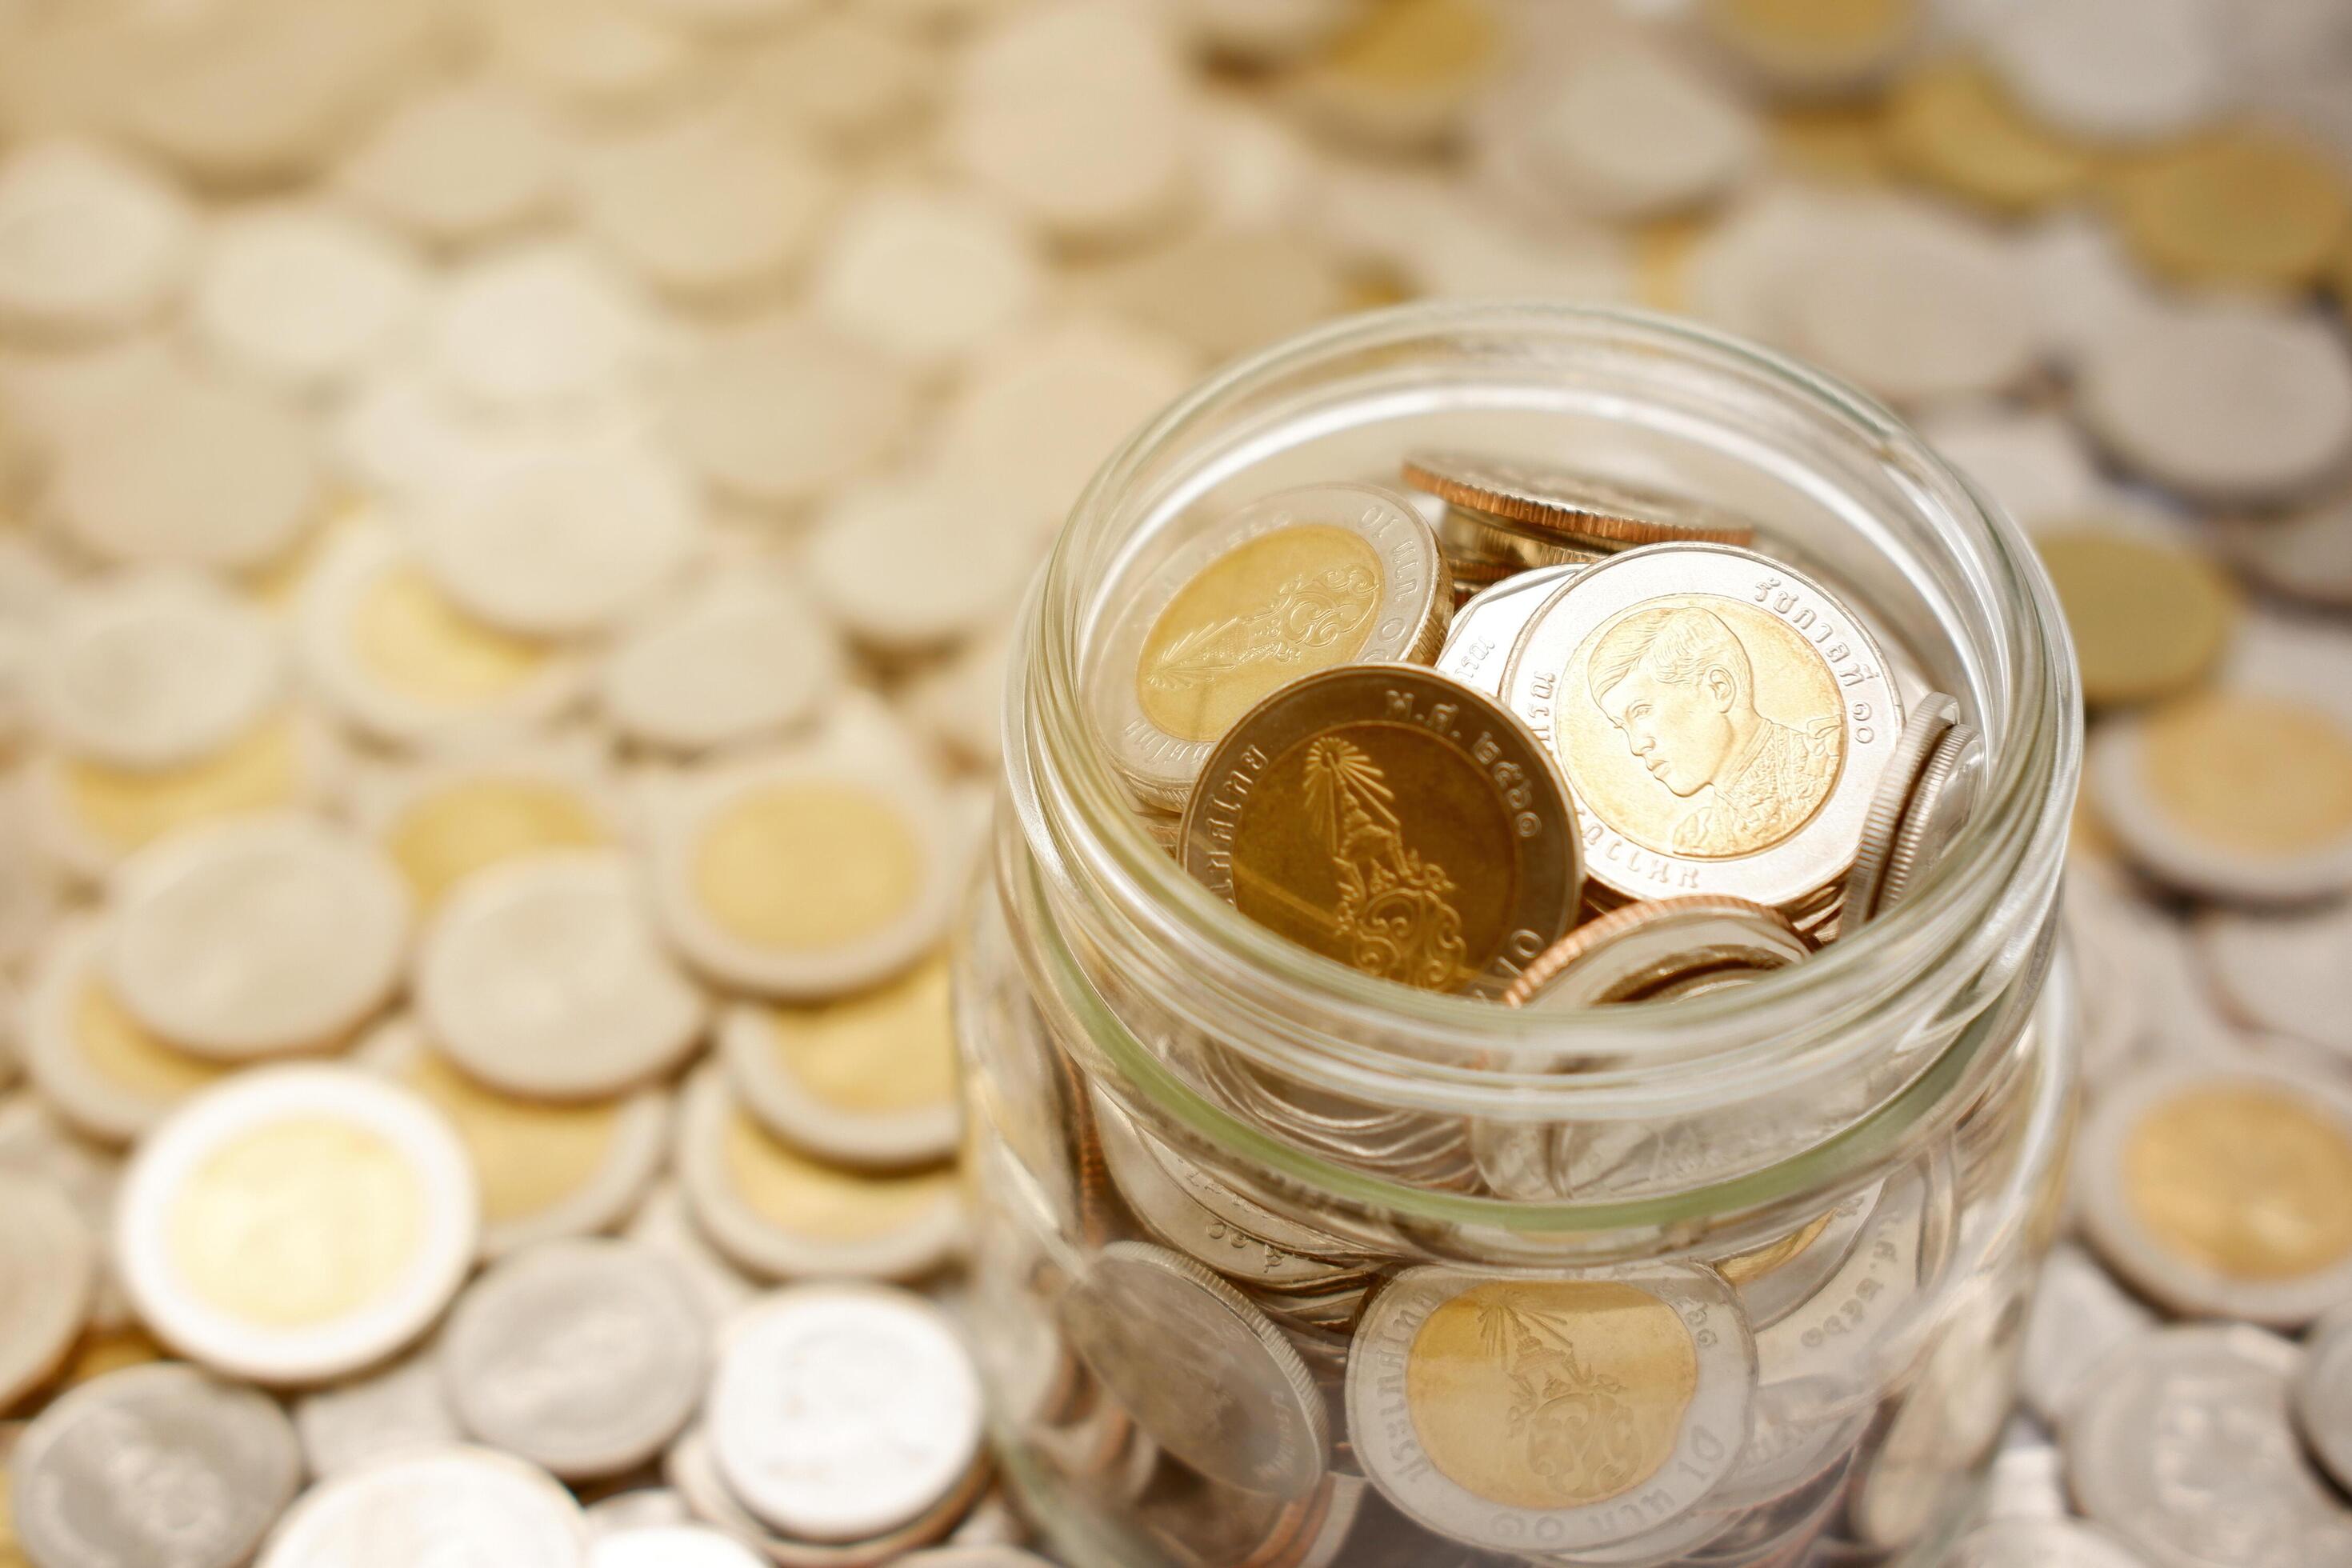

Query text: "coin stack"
[0, 0, 2342, 1564]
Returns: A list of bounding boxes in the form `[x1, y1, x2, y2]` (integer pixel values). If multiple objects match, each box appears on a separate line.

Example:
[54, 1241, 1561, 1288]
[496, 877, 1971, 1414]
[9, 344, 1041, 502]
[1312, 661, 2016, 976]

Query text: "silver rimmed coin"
[13, 1363, 302, 1568]
[1063, 1240, 1330, 1500]
[1947, 1519, 2156, 1568]
[2065, 1326, 2352, 1568]
[293, 1351, 461, 1478]
[2294, 1306, 2352, 1496]
[2018, 1242, 2154, 1427]
[1848, 1274, 2030, 1550]
[1400, 450, 1757, 550]
[1344, 1262, 1755, 1555]
[440, 1238, 709, 1481]
[1091, 1088, 1375, 1292]
[1499, 544, 1905, 908]
[1179, 665, 1582, 998]
[258, 1445, 591, 1568]
[1096, 482, 1450, 811]
[1500, 894, 1808, 1009]
[1434, 562, 1591, 697]
[1875, 721, 1986, 916]
[0, 1171, 96, 1410]
[1838, 692, 1959, 930]
[664, 1423, 990, 1567]
[708, 1284, 986, 1544]
[1191, 1041, 1481, 1196]
[2076, 1057, 2352, 1326]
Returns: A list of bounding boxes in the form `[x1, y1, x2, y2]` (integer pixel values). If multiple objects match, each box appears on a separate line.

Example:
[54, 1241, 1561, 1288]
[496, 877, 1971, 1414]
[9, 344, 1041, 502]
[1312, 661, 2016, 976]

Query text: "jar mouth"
[1011, 302, 2081, 1116]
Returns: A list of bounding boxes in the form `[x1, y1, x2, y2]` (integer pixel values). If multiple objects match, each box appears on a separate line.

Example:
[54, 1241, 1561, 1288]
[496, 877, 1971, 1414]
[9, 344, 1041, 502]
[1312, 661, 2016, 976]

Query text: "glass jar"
[954, 304, 2082, 1568]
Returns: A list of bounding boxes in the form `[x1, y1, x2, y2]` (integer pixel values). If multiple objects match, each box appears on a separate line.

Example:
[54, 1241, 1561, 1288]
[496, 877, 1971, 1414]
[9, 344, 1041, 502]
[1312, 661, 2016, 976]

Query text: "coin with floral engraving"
[1178, 665, 1580, 998]
[1500, 545, 1904, 908]
[1096, 484, 1449, 811]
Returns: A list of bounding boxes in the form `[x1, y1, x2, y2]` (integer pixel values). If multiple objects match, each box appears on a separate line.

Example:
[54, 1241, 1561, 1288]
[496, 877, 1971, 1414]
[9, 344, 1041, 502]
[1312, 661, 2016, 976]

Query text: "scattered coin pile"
[0, 0, 2342, 1563]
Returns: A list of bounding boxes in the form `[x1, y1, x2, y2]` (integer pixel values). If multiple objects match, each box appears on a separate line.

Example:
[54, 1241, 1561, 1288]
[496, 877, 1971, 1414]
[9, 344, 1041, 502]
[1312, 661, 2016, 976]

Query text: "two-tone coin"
[1097, 483, 1449, 811]
[1500, 545, 1903, 909]
[1179, 665, 1582, 998]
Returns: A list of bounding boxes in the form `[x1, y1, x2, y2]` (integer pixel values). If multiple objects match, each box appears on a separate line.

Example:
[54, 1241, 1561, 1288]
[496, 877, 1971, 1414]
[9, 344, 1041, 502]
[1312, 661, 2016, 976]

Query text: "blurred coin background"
[0, 0, 2347, 1564]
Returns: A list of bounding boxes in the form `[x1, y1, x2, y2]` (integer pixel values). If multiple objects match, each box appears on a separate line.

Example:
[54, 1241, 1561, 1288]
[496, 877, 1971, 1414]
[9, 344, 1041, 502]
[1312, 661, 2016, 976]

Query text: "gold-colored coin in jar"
[1098, 483, 1448, 812]
[1498, 894, 1808, 1010]
[1178, 665, 1580, 999]
[2111, 126, 2352, 293]
[1402, 450, 1754, 550]
[1345, 1265, 1754, 1554]
[1501, 544, 1903, 908]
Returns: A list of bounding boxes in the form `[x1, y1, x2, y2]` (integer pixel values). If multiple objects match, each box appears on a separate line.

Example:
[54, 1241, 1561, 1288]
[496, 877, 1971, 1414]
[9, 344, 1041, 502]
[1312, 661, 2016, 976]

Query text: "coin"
[1874, 720, 1984, 916]
[2036, 530, 2238, 707]
[2111, 126, 2351, 292]
[2077, 1058, 2352, 1326]
[1500, 543, 1903, 908]
[441, 1238, 708, 1481]
[292, 1351, 461, 1479]
[590, 1525, 765, 1568]
[1286, 0, 1499, 153]
[11, 1364, 299, 1568]
[1751, 1154, 1950, 1403]
[1882, 60, 2097, 215]
[33, 570, 284, 771]
[115, 1065, 478, 1382]
[814, 186, 1046, 374]
[598, 568, 842, 755]
[1701, 0, 1916, 93]
[1402, 452, 1753, 550]
[191, 203, 424, 394]
[1432, 561, 1590, 697]
[1847, 1274, 2030, 1549]
[1787, 205, 2040, 406]
[1063, 1241, 1330, 1499]
[806, 474, 1040, 656]
[0, 1173, 95, 1411]
[1499, 894, 1808, 1010]
[1097, 482, 1449, 810]
[676, 1066, 964, 1281]
[2226, 489, 2352, 610]
[1437, 506, 1609, 574]
[1947, 1518, 2156, 1568]
[901, 1552, 1057, 1568]
[258, 1446, 591, 1568]
[1179, 665, 1581, 998]
[576, 107, 837, 302]
[1981, 0, 2226, 145]
[0, 140, 196, 338]
[2296, 1306, 2352, 1497]
[1839, 692, 1959, 929]
[356, 745, 617, 912]
[582, 1490, 694, 1537]
[21, 918, 229, 1145]
[417, 851, 707, 1102]
[2017, 1242, 2154, 1427]
[709, 1285, 986, 1542]
[1344, 1263, 1754, 1554]
[430, 242, 656, 414]
[336, 82, 566, 246]
[2066, 1326, 2352, 1568]
[664, 1422, 991, 1566]
[103, 812, 408, 1060]
[665, 315, 914, 511]
[2198, 902, 2352, 1064]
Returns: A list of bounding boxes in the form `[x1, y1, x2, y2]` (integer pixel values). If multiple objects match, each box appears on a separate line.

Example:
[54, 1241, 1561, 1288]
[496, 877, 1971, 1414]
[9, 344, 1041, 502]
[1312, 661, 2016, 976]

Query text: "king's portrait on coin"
[1577, 598, 1842, 858]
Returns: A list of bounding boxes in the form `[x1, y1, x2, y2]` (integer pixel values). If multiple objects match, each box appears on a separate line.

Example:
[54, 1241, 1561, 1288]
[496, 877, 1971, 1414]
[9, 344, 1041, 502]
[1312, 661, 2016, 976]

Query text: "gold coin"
[719, 1100, 959, 1243]
[1704, 0, 1916, 90]
[1884, 60, 2096, 214]
[1715, 1208, 1838, 1286]
[2038, 530, 2238, 707]
[2125, 1085, 2352, 1281]
[74, 968, 233, 1103]
[384, 776, 609, 909]
[690, 782, 922, 953]
[1179, 666, 1582, 998]
[1402, 452, 1754, 550]
[2137, 690, 2352, 858]
[55, 713, 310, 857]
[397, 1049, 623, 1232]
[168, 1114, 426, 1330]
[1403, 1279, 1698, 1510]
[2111, 126, 2352, 292]
[348, 559, 554, 708]
[746, 952, 956, 1118]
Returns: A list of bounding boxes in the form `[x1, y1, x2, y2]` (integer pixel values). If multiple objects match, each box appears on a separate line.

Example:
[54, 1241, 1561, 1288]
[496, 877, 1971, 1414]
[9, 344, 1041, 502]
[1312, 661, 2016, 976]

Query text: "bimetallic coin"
[1063, 1241, 1330, 1499]
[2065, 1326, 2352, 1568]
[1500, 545, 1904, 908]
[114, 1065, 478, 1383]
[1179, 666, 1582, 999]
[22, 918, 232, 1145]
[440, 1238, 709, 1481]
[1875, 722, 1985, 916]
[1402, 451, 1755, 550]
[1839, 693, 1960, 930]
[2077, 1058, 2352, 1326]
[0, 1174, 96, 1410]
[1433, 562, 1590, 698]
[708, 1286, 986, 1543]
[2294, 1308, 2352, 1497]
[1344, 1264, 1755, 1554]
[258, 1446, 590, 1568]
[1948, 1519, 2154, 1568]
[12, 1364, 300, 1568]
[1097, 483, 1449, 811]
[1500, 894, 1807, 1009]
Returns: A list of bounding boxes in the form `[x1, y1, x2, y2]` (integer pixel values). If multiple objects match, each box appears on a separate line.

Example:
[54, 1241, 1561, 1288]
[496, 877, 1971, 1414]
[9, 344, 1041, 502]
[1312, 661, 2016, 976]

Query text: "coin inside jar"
[1097, 482, 1450, 811]
[1499, 894, 1809, 1010]
[1499, 543, 1904, 908]
[1402, 450, 1755, 550]
[1178, 665, 1581, 998]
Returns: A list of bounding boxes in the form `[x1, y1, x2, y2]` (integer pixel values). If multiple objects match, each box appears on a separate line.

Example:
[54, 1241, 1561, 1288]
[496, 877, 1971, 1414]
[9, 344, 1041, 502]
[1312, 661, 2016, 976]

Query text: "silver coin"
[1434, 562, 1590, 697]
[0, 1170, 96, 1410]
[1190, 1044, 1478, 1194]
[1848, 1273, 2030, 1550]
[666, 1422, 988, 1566]
[1091, 1088, 1374, 1291]
[1498, 543, 1906, 907]
[2065, 1325, 2352, 1568]
[1874, 721, 1984, 916]
[13, 1363, 301, 1568]
[1063, 1239, 1329, 1499]
[2294, 1307, 2352, 1498]
[1947, 1518, 2155, 1568]
[258, 1445, 590, 1568]
[1981, 1418, 2070, 1523]
[2018, 1242, 2154, 1427]
[1838, 693, 1959, 930]
[899, 1553, 1058, 1567]
[582, 1489, 694, 1538]
[590, 1524, 766, 1568]
[293, 1351, 461, 1479]
[1344, 1262, 1755, 1554]
[1720, 1184, 1879, 1331]
[440, 1238, 709, 1481]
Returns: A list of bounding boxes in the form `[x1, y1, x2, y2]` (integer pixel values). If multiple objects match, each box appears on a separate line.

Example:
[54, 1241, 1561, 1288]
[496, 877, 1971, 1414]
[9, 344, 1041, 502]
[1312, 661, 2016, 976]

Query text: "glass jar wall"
[954, 305, 2081, 1568]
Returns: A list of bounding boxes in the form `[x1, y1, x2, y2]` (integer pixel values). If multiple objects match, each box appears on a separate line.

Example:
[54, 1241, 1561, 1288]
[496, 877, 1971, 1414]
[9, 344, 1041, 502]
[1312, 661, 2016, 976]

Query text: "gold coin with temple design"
[1178, 666, 1580, 999]
[1098, 484, 1449, 812]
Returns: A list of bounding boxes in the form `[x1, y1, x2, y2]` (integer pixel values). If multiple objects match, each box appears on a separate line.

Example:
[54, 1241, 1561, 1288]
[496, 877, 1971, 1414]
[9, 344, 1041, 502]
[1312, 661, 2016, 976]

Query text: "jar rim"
[1010, 302, 2080, 1120]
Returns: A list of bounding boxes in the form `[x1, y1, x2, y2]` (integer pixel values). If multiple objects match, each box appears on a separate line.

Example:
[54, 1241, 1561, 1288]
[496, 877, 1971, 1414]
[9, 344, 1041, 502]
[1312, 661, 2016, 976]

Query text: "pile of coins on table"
[0, 0, 2343, 1562]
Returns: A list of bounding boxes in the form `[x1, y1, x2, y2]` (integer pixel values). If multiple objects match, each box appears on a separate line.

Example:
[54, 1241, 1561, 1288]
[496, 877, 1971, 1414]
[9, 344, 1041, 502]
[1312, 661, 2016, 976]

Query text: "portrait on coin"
[1566, 596, 1843, 858]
